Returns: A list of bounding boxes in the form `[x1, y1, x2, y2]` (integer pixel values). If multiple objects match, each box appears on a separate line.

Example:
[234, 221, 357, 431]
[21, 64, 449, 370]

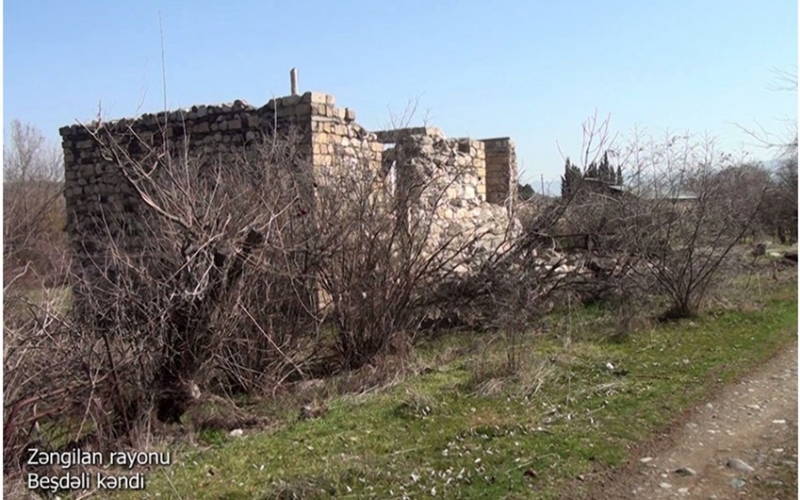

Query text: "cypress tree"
[561, 158, 583, 198]
[598, 151, 612, 183]
[561, 158, 572, 198]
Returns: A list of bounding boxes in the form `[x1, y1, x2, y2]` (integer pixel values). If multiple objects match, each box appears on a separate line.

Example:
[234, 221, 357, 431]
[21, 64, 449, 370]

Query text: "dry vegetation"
[3, 109, 797, 499]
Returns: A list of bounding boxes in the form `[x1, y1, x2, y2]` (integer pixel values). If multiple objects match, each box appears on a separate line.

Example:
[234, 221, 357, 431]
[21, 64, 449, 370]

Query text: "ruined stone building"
[60, 84, 520, 308]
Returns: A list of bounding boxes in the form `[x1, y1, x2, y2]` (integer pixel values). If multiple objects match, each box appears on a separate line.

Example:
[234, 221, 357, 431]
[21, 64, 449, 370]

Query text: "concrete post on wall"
[290, 68, 298, 96]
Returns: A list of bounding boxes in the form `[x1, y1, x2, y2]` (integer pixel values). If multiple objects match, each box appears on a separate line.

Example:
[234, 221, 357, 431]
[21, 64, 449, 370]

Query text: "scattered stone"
[771, 419, 786, 425]
[674, 467, 697, 476]
[659, 482, 672, 489]
[729, 478, 747, 489]
[677, 487, 689, 494]
[745, 404, 761, 411]
[726, 458, 754, 473]
[640, 457, 653, 463]
[229, 428, 243, 437]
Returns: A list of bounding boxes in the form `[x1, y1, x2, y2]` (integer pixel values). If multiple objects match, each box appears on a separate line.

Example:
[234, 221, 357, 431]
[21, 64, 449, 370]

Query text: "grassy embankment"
[96, 268, 798, 500]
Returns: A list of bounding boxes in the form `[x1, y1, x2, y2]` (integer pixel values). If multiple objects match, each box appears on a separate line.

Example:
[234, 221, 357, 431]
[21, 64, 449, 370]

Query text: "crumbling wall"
[60, 92, 382, 315]
[375, 128, 520, 273]
[61, 91, 519, 312]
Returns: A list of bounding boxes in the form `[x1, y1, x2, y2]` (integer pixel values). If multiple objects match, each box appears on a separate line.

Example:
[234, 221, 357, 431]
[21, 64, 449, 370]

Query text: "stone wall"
[60, 92, 381, 270]
[374, 128, 519, 273]
[373, 129, 519, 211]
[61, 91, 519, 305]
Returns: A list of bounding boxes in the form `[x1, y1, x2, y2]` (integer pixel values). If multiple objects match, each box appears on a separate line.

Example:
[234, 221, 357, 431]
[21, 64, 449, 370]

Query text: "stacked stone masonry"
[61, 91, 519, 299]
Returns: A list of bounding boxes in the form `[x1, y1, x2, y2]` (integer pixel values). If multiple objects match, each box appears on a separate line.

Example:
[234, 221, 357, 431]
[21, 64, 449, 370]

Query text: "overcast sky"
[4, 0, 797, 193]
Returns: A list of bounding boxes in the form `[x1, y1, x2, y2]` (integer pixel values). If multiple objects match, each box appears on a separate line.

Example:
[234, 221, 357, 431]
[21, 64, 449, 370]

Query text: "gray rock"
[674, 466, 697, 476]
[726, 458, 754, 473]
[729, 477, 747, 489]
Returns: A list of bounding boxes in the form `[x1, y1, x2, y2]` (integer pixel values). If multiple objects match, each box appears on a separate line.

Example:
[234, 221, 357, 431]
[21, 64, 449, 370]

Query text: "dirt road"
[585, 342, 798, 499]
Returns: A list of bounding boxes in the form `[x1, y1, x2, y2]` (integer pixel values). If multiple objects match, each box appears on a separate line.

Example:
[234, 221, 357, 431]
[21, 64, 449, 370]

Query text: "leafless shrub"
[758, 156, 798, 243]
[611, 131, 767, 319]
[3, 122, 323, 468]
[81, 122, 322, 423]
[308, 138, 511, 370]
[550, 114, 770, 320]
[2, 122, 72, 466]
[735, 68, 797, 243]
[3, 272, 95, 472]
[12, 97, 720, 468]
[9, 106, 561, 462]
[450, 114, 625, 361]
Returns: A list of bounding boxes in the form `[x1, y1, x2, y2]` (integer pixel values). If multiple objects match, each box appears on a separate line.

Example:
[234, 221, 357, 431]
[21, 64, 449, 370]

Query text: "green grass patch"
[98, 279, 798, 499]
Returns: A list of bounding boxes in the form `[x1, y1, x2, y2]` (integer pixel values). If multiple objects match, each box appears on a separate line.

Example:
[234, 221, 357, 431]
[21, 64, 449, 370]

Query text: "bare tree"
[3, 120, 66, 285]
[2, 122, 322, 471]
[83, 122, 323, 425]
[13, 101, 724, 470]
[306, 133, 519, 370]
[735, 67, 797, 242]
[770, 153, 798, 243]
[611, 132, 767, 319]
